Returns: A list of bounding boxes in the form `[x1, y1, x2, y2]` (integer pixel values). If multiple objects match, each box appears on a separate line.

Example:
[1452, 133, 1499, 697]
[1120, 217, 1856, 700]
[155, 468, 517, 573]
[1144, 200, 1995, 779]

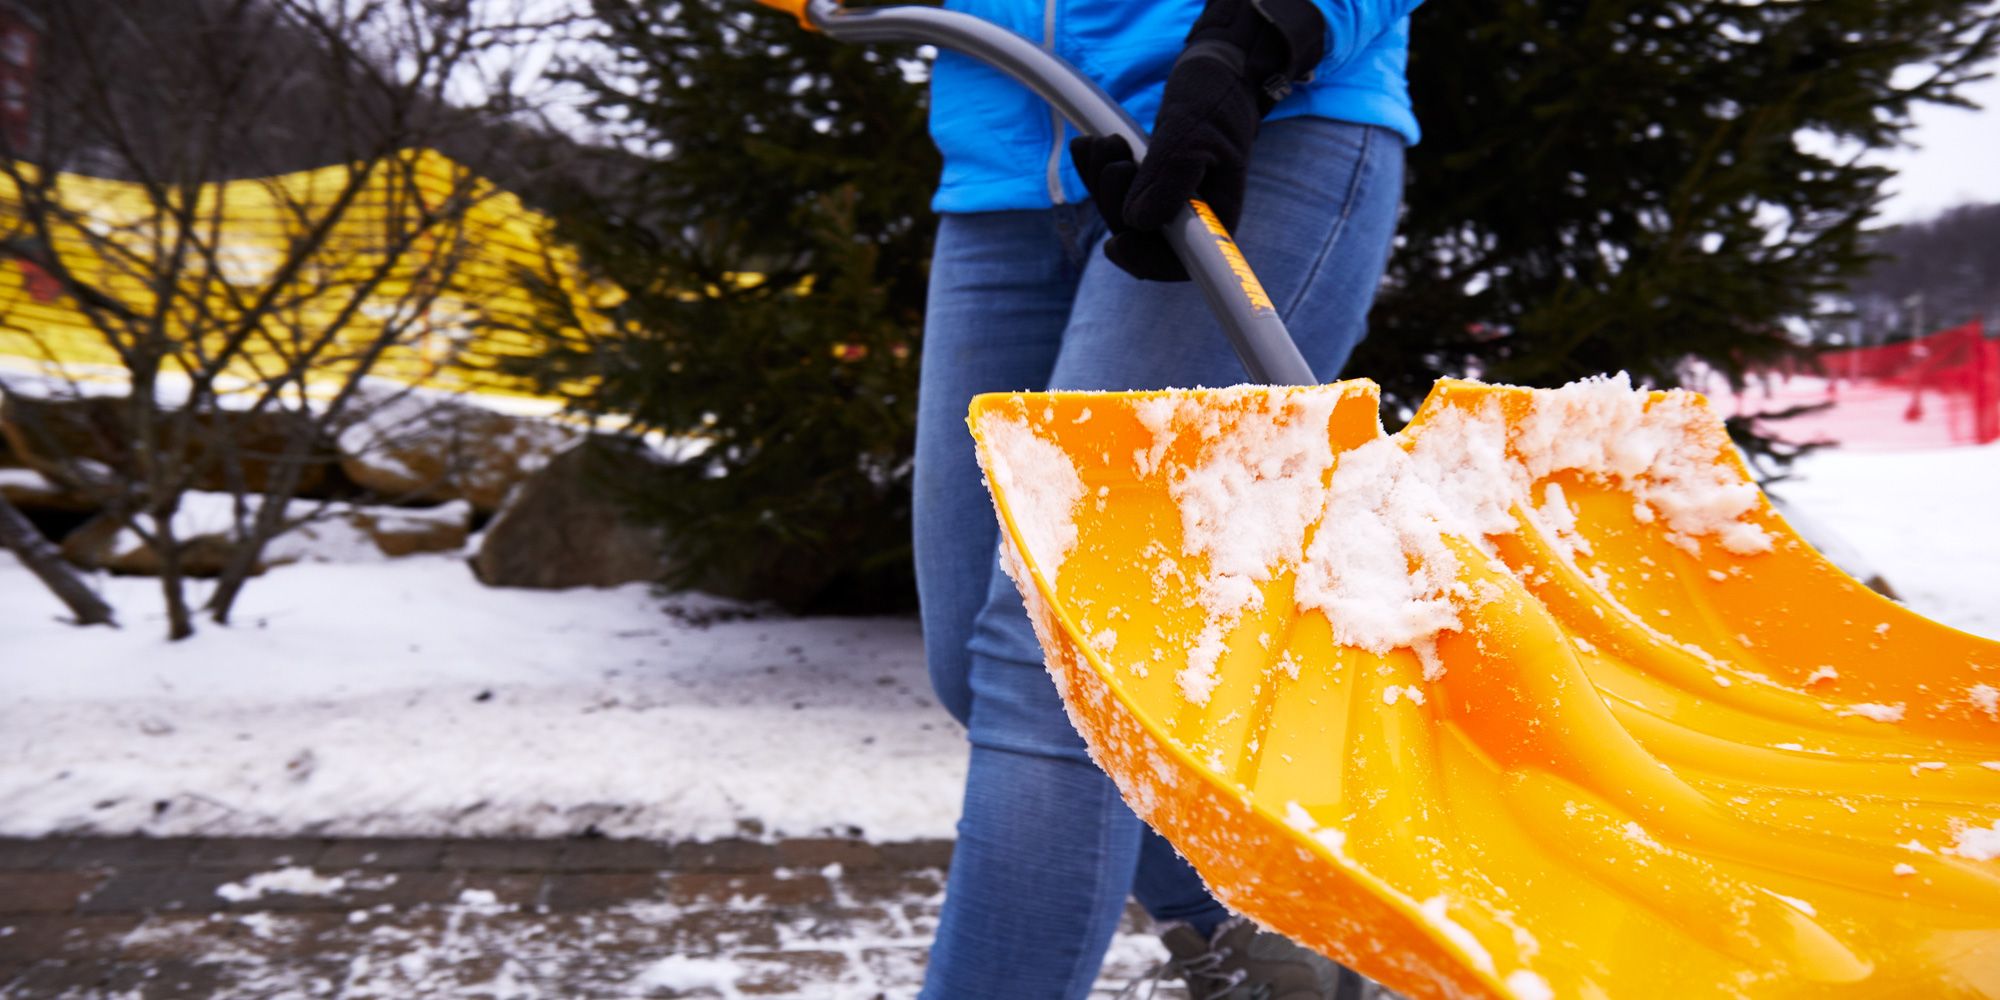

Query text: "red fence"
[1725, 319, 1999, 449]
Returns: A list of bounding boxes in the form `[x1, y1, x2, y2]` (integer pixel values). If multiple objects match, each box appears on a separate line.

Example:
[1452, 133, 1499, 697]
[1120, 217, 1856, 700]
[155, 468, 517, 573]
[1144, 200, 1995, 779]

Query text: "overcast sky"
[1874, 69, 2000, 224]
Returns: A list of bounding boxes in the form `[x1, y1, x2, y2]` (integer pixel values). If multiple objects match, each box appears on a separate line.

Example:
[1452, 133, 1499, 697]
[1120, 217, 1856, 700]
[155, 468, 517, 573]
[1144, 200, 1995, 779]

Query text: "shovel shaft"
[788, 0, 1317, 386]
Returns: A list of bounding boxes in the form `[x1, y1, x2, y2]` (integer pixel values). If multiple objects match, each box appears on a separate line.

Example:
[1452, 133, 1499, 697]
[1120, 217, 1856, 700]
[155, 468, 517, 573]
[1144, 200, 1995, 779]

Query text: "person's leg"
[913, 210, 1080, 726]
[921, 742, 1151, 999]
[917, 205, 1147, 1000]
[946, 117, 1407, 983]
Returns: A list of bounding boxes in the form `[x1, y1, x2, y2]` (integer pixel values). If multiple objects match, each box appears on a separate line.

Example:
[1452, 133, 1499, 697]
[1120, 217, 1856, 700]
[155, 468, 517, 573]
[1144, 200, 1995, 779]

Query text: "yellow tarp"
[0, 148, 605, 403]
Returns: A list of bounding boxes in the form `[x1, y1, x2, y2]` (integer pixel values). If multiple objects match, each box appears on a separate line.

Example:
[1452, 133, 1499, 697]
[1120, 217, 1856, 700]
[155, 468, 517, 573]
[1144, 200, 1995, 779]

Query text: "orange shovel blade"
[969, 377, 2000, 1000]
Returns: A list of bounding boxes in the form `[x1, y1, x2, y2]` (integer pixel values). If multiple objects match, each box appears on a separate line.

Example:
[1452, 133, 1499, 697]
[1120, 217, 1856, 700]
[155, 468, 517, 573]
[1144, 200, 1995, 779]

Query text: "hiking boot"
[1139, 917, 1367, 999]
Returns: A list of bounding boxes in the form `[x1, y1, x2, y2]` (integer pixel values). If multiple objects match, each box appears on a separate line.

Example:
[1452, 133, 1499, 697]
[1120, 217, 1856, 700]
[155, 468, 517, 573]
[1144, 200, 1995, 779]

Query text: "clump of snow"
[630, 955, 742, 992]
[975, 411, 1086, 586]
[1100, 375, 1783, 704]
[1969, 683, 1999, 720]
[1381, 685, 1426, 706]
[1947, 820, 2000, 861]
[1132, 395, 1181, 477]
[1531, 482, 1590, 562]
[216, 867, 346, 902]
[1806, 666, 1838, 686]
[1162, 389, 1343, 615]
[1893, 863, 1918, 877]
[1284, 800, 1318, 833]
[1510, 374, 1772, 555]
[1505, 969, 1555, 1000]
[1419, 895, 1496, 975]
[1620, 821, 1663, 852]
[1837, 702, 1906, 724]
[1152, 388, 1346, 703]
[1293, 422, 1474, 670]
[1282, 800, 1348, 857]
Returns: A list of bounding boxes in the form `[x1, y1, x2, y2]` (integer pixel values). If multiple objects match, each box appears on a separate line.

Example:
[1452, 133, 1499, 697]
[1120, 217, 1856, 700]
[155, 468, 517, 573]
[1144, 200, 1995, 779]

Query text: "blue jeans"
[914, 117, 1405, 999]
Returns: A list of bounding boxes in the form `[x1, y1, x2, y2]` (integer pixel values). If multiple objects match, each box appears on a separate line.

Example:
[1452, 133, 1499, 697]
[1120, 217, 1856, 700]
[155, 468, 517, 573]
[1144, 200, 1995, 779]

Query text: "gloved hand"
[1071, 0, 1328, 281]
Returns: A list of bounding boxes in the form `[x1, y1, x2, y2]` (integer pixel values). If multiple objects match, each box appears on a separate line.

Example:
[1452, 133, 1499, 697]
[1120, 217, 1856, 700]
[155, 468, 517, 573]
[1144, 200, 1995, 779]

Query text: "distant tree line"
[1829, 201, 2000, 345]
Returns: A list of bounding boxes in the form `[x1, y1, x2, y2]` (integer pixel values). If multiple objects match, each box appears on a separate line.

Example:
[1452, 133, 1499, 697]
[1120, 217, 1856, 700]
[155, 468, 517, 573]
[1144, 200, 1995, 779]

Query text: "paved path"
[0, 836, 1180, 998]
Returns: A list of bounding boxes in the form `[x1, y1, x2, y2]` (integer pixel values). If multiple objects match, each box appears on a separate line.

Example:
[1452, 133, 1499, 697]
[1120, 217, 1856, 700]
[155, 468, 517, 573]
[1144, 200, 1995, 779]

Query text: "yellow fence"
[0, 148, 605, 406]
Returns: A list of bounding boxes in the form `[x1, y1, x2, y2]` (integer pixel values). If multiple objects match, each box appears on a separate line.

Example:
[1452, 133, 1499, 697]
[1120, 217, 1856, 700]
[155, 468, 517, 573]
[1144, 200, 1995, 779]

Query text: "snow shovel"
[759, 2, 2000, 996]
[974, 377, 2000, 998]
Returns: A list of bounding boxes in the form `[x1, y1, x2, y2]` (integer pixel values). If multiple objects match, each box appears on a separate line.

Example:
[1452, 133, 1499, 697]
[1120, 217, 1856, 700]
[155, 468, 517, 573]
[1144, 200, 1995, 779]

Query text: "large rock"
[332, 502, 474, 558]
[60, 512, 240, 576]
[470, 436, 672, 589]
[61, 493, 471, 576]
[0, 390, 341, 498]
[337, 392, 576, 514]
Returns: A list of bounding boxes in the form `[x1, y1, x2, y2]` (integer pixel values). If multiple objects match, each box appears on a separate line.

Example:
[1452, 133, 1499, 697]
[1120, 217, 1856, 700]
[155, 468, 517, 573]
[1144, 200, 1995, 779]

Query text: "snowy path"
[0, 834, 1206, 999]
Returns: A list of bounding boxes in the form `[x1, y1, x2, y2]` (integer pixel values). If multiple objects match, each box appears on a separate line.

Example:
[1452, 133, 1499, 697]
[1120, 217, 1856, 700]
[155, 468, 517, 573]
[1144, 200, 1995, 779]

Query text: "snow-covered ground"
[0, 556, 965, 840]
[1766, 441, 2000, 639]
[0, 440, 1995, 841]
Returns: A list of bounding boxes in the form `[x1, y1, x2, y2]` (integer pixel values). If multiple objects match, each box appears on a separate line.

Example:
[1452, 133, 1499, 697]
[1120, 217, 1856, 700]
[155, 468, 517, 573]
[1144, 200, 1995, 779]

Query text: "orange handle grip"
[753, 0, 819, 31]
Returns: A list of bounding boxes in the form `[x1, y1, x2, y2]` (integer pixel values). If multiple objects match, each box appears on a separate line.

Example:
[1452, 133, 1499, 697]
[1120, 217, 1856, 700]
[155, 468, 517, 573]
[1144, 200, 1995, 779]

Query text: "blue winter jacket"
[929, 0, 1423, 213]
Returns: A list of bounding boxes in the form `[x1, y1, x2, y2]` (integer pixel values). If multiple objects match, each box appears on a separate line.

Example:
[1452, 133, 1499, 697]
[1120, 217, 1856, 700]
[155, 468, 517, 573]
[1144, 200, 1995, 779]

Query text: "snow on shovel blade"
[969, 376, 2000, 1000]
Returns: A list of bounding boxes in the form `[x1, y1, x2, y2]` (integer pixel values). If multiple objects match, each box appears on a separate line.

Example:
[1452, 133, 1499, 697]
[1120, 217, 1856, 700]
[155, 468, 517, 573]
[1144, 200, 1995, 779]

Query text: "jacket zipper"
[1042, 0, 1065, 204]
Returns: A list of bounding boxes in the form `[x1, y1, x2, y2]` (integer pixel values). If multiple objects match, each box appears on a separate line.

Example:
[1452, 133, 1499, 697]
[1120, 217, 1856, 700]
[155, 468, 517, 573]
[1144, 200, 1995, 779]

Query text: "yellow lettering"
[1190, 200, 1275, 314]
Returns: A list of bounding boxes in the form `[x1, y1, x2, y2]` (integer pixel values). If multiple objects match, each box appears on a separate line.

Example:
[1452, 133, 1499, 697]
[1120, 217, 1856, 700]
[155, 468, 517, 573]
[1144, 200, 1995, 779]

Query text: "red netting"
[1724, 319, 1999, 449]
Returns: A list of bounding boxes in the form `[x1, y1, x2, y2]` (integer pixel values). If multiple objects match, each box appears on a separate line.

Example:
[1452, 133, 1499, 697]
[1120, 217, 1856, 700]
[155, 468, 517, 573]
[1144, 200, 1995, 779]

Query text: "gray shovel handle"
[792, 0, 1317, 387]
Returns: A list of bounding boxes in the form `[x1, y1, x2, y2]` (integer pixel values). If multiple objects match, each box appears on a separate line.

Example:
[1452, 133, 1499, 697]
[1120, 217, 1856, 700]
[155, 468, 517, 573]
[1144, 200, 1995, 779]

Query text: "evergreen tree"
[1358, 1, 1999, 420]
[513, 0, 937, 612]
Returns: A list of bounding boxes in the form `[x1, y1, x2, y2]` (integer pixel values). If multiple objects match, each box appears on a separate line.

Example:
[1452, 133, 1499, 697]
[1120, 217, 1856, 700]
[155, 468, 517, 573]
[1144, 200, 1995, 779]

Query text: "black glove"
[1071, 0, 1327, 281]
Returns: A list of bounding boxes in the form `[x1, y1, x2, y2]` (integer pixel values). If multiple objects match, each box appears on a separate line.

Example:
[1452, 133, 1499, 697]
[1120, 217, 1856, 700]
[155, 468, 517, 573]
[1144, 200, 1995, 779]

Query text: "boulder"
[61, 492, 471, 576]
[470, 436, 672, 589]
[60, 512, 241, 577]
[0, 390, 341, 498]
[337, 392, 576, 514]
[329, 501, 474, 558]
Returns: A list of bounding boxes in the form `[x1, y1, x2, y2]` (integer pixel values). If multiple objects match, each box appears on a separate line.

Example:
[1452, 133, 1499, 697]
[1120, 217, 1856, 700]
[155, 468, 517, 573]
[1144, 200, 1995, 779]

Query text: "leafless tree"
[0, 0, 582, 639]
[0, 489, 114, 624]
